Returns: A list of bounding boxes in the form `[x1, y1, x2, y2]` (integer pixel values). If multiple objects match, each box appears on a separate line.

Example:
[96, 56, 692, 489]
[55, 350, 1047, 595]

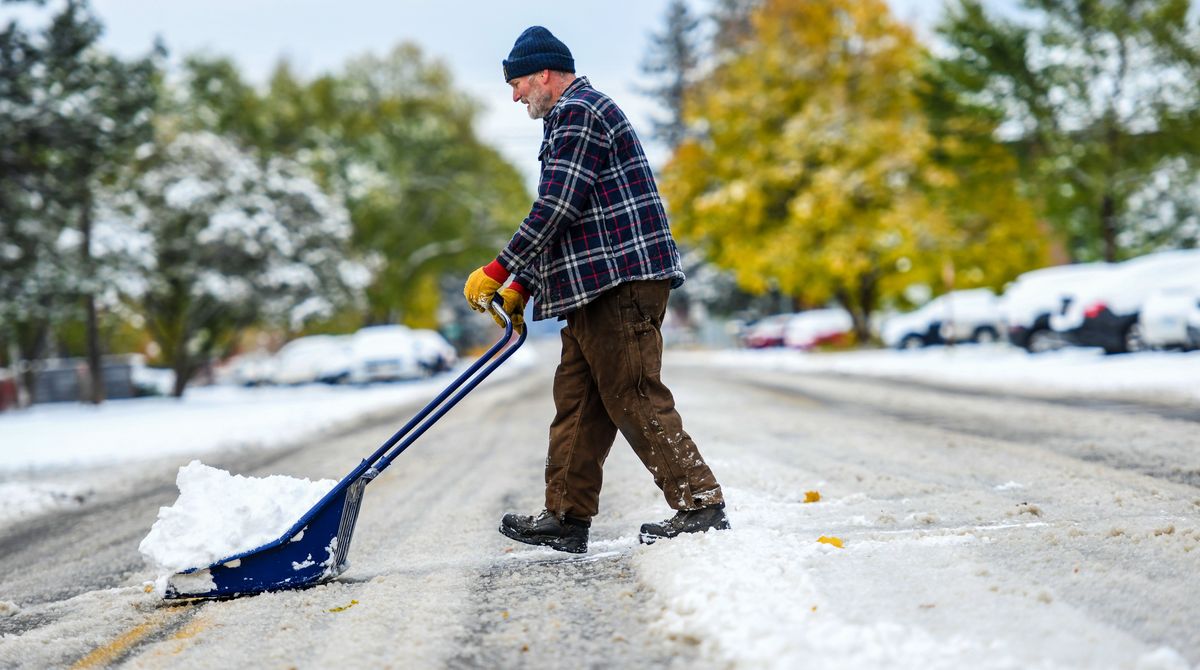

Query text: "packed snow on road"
[1, 341, 1198, 668]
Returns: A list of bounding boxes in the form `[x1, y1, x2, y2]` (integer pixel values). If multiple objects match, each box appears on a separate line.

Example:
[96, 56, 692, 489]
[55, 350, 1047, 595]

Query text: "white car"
[998, 263, 1114, 353]
[782, 309, 853, 350]
[882, 289, 1002, 349]
[224, 351, 278, 387]
[348, 325, 424, 383]
[272, 336, 353, 385]
[1050, 249, 1200, 354]
[1188, 297, 1200, 349]
[1138, 270, 1200, 350]
[410, 329, 458, 374]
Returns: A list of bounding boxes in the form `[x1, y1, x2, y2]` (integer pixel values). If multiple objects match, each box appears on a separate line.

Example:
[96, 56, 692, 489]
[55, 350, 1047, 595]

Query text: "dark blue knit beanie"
[503, 26, 574, 81]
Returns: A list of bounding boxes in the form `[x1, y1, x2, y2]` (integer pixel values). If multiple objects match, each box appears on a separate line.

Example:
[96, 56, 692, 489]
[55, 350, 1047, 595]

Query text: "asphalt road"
[1, 347, 1197, 668]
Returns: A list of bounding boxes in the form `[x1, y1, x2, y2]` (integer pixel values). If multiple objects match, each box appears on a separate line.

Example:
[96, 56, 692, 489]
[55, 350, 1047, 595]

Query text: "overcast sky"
[4, 0, 960, 184]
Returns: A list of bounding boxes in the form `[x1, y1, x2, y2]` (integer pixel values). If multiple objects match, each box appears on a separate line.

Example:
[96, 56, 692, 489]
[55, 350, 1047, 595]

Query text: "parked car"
[739, 314, 793, 348]
[223, 351, 278, 387]
[348, 325, 424, 383]
[410, 329, 458, 374]
[783, 309, 854, 350]
[272, 335, 352, 385]
[1138, 269, 1200, 350]
[998, 263, 1114, 353]
[1050, 249, 1200, 354]
[882, 289, 1003, 349]
[1188, 295, 1200, 349]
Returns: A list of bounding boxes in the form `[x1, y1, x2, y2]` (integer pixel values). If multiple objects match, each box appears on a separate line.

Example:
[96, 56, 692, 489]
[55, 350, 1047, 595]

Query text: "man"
[463, 26, 728, 553]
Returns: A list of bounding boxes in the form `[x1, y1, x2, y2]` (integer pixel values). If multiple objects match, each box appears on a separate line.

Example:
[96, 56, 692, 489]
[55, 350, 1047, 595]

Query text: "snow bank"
[0, 342, 538, 531]
[0, 344, 538, 475]
[139, 461, 335, 579]
[685, 346, 1200, 402]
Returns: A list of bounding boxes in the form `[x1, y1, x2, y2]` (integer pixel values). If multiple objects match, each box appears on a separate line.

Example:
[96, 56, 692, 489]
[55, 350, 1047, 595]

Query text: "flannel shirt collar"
[543, 76, 591, 127]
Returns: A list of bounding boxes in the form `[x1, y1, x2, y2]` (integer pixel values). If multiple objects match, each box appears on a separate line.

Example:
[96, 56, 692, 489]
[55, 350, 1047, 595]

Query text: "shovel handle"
[362, 294, 526, 476]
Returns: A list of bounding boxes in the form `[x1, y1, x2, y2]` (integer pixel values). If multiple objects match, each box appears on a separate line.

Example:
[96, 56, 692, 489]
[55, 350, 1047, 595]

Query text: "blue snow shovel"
[163, 298, 526, 599]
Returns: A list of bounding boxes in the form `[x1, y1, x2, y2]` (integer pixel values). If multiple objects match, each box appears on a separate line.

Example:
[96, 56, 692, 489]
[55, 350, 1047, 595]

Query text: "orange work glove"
[463, 260, 508, 312]
[493, 284, 528, 328]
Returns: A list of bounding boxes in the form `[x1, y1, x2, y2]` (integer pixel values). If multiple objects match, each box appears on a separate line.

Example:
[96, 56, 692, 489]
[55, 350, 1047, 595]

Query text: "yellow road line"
[70, 607, 185, 669]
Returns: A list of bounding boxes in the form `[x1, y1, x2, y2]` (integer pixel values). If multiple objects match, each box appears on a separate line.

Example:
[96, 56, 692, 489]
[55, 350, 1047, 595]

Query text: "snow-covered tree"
[174, 50, 530, 328]
[102, 131, 369, 396]
[0, 0, 159, 404]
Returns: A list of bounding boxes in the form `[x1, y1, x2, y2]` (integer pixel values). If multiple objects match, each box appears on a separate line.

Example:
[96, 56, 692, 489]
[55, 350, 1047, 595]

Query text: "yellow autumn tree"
[662, 0, 1048, 339]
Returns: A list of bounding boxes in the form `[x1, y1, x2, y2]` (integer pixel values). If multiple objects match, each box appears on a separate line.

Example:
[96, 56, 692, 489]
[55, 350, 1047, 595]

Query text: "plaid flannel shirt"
[496, 77, 684, 321]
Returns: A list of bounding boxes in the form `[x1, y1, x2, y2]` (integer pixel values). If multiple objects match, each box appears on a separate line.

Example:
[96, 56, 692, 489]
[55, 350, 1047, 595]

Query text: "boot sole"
[498, 523, 587, 554]
[639, 520, 731, 545]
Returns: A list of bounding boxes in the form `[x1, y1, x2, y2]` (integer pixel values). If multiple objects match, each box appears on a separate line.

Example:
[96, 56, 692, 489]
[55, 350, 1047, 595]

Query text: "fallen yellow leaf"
[328, 599, 359, 613]
[817, 536, 844, 548]
[803, 491, 821, 503]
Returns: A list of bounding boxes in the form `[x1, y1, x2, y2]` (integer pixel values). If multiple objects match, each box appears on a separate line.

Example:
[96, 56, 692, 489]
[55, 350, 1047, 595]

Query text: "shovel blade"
[165, 475, 369, 599]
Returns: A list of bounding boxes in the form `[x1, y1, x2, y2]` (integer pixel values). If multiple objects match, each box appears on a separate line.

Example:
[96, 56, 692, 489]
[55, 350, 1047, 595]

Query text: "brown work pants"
[545, 280, 724, 520]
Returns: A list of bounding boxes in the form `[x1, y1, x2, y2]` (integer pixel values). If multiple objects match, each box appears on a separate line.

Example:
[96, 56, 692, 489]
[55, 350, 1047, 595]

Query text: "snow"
[0, 343, 537, 529]
[635, 524, 1191, 669]
[0, 383, 433, 473]
[0, 480, 94, 523]
[138, 460, 335, 588]
[2, 340, 1198, 665]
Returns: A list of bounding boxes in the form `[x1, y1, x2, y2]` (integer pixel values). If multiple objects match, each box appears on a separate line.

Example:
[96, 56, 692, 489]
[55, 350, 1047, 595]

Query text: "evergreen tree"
[641, 0, 702, 149]
[710, 0, 760, 55]
[0, 0, 160, 404]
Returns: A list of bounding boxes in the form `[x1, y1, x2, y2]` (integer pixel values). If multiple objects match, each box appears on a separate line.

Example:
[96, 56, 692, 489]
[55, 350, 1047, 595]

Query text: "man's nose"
[512, 87, 521, 103]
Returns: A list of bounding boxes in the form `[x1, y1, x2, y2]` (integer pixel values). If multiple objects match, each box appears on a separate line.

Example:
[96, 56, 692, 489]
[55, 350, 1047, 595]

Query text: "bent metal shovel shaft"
[164, 298, 526, 599]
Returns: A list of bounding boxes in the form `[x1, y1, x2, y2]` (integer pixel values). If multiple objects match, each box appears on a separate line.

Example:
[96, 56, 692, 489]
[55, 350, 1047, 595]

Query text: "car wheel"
[1123, 322, 1145, 353]
[972, 326, 999, 344]
[1025, 328, 1059, 354]
[899, 334, 924, 350]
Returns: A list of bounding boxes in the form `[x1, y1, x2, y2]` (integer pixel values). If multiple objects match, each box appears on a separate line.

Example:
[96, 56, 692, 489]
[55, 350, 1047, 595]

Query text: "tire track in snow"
[446, 546, 695, 669]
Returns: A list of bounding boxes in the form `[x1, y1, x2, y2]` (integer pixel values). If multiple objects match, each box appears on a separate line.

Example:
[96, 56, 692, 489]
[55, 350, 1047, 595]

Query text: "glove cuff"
[483, 259, 510, 283]
[508, 280, 531, 300]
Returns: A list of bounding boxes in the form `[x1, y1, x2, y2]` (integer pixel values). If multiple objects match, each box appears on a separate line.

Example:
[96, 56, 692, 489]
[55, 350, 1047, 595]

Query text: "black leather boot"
[499, 510, 589, 554]
[639, 503, 730, 544]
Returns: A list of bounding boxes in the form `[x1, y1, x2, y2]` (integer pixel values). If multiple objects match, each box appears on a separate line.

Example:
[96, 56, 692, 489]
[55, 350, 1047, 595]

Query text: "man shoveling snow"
[463, 26, 729, 553]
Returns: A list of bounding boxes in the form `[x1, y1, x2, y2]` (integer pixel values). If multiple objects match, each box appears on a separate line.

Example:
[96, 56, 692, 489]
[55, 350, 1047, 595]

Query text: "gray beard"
[525, 90, 553, 119]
